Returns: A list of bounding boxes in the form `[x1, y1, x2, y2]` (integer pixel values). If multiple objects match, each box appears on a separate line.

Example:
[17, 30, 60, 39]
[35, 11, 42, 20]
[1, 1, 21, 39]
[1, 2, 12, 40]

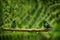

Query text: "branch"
[3, 28, 49, 32]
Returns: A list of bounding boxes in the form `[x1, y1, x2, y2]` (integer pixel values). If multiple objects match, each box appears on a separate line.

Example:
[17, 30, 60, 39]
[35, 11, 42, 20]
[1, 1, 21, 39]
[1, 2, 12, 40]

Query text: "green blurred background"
[0, 0, 60, 40]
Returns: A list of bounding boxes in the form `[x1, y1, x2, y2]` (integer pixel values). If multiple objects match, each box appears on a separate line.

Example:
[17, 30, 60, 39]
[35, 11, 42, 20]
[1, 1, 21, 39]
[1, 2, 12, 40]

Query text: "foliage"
[0, 0, 60, 40]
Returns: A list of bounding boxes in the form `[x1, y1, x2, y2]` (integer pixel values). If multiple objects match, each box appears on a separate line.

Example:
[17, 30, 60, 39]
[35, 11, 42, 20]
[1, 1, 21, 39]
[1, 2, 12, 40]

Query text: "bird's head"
[13, 20, 16, 23]
[43, 21, 48, 24]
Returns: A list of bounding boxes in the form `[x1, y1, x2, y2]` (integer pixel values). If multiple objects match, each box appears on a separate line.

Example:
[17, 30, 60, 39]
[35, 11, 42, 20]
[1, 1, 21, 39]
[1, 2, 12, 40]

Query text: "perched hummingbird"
[43, 21, 51, 29]
[11, 20, 16, 28]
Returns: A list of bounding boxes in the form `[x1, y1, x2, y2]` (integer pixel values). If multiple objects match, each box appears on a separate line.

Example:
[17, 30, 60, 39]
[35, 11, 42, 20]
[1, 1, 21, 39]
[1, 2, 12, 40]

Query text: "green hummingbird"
[11, 20, 16, 28]
[43, 21, 51, 29]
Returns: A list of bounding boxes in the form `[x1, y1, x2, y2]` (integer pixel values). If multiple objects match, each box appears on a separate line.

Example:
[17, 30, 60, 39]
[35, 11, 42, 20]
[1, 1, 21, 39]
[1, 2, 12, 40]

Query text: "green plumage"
[43, 21, 51, 29]
[11, 20, 16, 28]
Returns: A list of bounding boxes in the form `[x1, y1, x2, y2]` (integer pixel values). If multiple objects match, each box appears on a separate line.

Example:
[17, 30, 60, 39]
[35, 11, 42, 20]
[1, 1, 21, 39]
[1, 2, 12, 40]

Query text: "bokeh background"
[0, 0, 60, 40]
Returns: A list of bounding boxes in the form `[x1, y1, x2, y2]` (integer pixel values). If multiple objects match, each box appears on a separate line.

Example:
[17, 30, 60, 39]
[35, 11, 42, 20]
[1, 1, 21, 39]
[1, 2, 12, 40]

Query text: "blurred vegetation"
[0, 0, 60, 40]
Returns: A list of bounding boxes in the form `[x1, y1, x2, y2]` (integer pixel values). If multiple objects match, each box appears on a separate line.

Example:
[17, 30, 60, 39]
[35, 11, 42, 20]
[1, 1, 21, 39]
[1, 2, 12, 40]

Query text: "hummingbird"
[11, 20, 16, 28]
[43, 21, 51, 29]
